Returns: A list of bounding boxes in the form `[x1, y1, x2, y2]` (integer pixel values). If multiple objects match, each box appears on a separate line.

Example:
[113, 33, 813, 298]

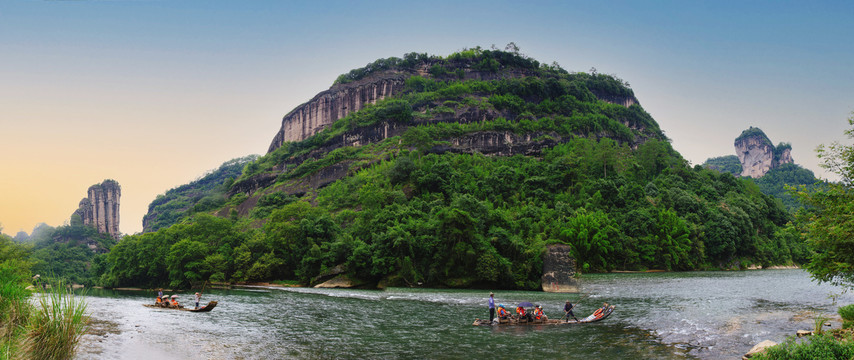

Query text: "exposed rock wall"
[541, 244, 579, 293]
[267, 68, 641, 154]
[72, 180, 121, 239]
[735, 129, 794, 178]
[268, 73, 409, 152]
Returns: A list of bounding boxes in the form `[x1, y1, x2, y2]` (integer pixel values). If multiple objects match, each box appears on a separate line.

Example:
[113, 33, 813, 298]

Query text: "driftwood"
[143, 300, 218, 313]
[473, 305, 614, 326]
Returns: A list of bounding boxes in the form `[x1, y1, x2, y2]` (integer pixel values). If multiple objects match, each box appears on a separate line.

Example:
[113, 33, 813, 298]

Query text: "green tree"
[794, 113, 854, 288]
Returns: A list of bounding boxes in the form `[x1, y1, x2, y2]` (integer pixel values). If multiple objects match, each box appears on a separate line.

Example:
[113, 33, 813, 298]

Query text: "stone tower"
[73, 179, 121, 239]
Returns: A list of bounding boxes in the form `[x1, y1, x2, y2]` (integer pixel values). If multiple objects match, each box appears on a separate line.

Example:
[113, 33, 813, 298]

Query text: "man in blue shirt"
[488, 292, 496, 322]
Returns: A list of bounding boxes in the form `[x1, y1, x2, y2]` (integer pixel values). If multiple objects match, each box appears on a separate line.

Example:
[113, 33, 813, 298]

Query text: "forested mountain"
[142, 155, 258, 233]
[105, 48, 806, 290]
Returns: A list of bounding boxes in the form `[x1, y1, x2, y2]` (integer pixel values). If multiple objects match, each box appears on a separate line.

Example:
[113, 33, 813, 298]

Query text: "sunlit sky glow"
[2, 0, 853, 236]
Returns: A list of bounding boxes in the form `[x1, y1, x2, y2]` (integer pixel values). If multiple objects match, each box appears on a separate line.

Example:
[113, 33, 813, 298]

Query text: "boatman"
[564, 300, 578, 322]
[194, 292, 201, 309]
[488, 292, 495, 322]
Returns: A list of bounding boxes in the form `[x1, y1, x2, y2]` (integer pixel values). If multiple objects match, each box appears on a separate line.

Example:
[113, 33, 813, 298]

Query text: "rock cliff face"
[541, 244, 579, 293]
[268, 73, 410, 152]
[734, 127, 793, 178]
[73, 180, 121, 239]
[267, 68, 640, 154]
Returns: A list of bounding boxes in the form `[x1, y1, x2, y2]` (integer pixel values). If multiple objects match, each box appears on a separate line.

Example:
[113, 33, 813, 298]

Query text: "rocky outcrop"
[266, 67, 641, 154]
[541, 244, 579, 293]
[735, 127, 793, 178]
[268, 73, 410, 152]
[72, 180, 121, 239]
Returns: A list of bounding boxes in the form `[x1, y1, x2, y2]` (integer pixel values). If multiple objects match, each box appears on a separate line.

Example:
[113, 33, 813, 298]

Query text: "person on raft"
[194, 292, 201, 309]
[169, 295, 180, 308]
[497, 304, 509, 320]
[593, 302, 609, 317]
[488, 292, 495, 322]
[533, 305, 547, 321]
[564, 300, 578, 322]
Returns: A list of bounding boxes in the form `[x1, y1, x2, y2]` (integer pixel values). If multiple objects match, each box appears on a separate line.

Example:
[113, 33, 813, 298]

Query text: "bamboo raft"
[143, 300, 218, 313]
[473, 305, 614, 326]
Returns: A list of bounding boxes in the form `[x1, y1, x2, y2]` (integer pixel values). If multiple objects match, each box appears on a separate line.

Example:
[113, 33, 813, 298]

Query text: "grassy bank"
[0, 265, 89, 360]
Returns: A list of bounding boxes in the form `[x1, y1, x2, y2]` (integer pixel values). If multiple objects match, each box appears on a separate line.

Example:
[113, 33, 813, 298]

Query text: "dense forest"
[12, 47, 811, 290]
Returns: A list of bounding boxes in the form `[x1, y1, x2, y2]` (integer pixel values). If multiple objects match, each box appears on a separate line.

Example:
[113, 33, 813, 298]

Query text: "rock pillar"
[72, 179, 121, 239]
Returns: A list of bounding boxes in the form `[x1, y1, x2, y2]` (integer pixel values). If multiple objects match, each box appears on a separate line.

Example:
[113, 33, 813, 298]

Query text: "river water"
[76, 269, 853, 359]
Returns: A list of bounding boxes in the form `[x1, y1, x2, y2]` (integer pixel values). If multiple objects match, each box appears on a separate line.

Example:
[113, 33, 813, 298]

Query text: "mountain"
[734, 127, 793, 178]
[112, 48, 804, 291]
[704, 127, 817, 211]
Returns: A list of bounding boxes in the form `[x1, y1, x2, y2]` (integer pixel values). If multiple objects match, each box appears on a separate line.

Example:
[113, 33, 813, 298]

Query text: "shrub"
[752, 333, 854, 360]
[840, 304, 854, 329]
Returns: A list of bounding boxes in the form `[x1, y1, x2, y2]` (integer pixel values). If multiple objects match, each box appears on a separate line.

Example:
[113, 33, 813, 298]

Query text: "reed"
[0, 265, 31, 359]
[22, 282, 89, 360]
[813, 313, 830, 335]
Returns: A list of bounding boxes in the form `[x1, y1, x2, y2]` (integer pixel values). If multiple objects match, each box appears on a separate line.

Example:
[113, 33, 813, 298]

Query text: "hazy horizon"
[2, 0, 853, 236]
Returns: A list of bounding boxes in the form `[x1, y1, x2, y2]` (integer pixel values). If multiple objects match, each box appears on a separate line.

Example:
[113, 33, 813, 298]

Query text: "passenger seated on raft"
[533, 305, 547, 321]
[155, 296, 162, 305]
[592, 302, 609, 317]
[169, 295, 180, 308]
[497, 304, 509, 320]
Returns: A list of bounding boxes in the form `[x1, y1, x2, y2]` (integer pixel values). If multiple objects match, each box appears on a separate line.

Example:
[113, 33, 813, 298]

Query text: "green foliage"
[753, 163, 817, 212]
[23, 282, 88, 360]
[704, 155, 742, 175]
[735, 126, 773, 145]
[793, 113, 854, 289]
[839, 304, 854, 321]
[144, 155, 258, 232]
[751, 333, 854, 360]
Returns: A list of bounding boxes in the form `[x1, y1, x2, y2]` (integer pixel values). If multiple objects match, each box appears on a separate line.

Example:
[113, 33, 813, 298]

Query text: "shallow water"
[77, 269, 853, 359]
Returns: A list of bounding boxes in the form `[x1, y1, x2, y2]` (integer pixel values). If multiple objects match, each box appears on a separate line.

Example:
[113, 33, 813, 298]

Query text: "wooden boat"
[472, 305, 614, 326]
[143, 300, 218, 313]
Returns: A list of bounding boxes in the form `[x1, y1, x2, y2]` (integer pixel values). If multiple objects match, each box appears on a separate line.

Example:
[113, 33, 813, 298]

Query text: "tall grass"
[0, 265, 31, 359]
[22, 283, 89, 360]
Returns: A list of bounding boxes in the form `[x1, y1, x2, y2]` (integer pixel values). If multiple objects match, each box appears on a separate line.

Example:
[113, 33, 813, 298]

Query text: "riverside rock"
[541, 244, 579, 292]
[72, 179, 121, 239]
[743, 340, 777, 359]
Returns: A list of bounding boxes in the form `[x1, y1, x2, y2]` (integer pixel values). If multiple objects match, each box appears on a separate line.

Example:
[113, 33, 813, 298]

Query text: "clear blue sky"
[2, 0, 853, 235]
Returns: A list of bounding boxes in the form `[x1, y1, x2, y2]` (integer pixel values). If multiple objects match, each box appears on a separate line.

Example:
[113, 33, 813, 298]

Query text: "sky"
[1, 0, 853, 236]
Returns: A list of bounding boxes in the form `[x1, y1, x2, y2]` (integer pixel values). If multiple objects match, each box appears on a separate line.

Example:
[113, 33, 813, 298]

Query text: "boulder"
[743, 340, 777, 359]
[314, 274, 360, 288]
[541, 244, 579, 293]
[796, 330, 813, 337]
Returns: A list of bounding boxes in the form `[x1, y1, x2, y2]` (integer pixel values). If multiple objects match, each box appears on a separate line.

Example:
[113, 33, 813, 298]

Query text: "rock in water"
[541, 244, 579, 292]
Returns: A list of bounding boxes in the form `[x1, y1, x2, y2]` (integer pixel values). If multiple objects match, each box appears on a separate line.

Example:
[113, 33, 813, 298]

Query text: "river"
[76, 269, 853, 359]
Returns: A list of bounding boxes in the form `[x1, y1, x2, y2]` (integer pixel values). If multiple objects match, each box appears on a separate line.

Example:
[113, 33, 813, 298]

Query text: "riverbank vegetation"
[0, 232, 89, 360]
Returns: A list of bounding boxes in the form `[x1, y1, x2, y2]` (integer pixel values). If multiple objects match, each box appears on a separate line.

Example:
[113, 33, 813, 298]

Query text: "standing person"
[564, 300, 578, 322]
[488, 292, 495, 322]
[194, 292, 201, 309]
[157, 288, 163, 298]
